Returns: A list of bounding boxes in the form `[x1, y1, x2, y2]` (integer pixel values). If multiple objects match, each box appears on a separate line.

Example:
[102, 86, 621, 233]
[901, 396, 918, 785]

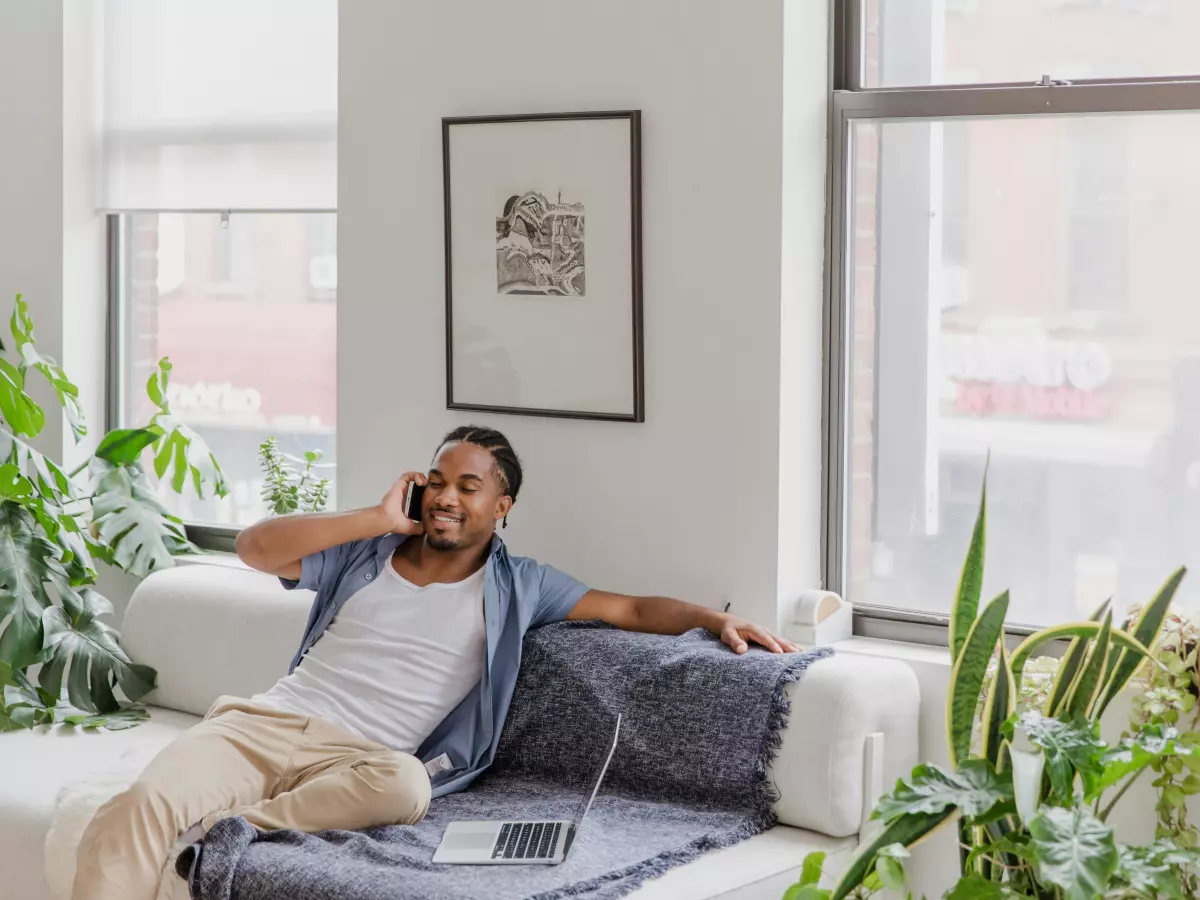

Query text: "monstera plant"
[0, 294, 226, 731]
[786, 476, 1200, 900]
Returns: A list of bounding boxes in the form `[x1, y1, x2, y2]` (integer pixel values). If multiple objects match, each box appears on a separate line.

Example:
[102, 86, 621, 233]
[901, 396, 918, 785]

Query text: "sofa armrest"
[770, 653, 919, 837]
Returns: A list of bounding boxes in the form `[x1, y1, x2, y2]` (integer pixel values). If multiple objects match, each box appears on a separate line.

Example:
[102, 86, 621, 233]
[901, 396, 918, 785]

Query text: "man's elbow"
[235, 523, 268, 571]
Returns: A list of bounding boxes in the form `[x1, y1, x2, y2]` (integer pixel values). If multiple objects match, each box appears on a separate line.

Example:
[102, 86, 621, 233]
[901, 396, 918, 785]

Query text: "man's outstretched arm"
[567, 591, 801, 654]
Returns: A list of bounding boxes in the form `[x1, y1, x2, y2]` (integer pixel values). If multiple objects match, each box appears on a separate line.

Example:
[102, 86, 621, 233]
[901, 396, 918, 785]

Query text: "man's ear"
[495, 495, 514, 523]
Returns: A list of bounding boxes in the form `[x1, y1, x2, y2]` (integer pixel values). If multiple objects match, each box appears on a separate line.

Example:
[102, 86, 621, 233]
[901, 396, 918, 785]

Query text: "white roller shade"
[98, 0, 337, 211]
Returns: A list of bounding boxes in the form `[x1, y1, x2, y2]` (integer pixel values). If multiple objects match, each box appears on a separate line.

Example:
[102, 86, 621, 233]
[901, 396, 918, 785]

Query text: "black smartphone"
[404, 482, 426, 522]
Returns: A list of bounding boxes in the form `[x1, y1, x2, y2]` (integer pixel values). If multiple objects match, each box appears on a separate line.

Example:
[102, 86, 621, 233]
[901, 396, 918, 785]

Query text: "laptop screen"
[572, 713, 622, 829]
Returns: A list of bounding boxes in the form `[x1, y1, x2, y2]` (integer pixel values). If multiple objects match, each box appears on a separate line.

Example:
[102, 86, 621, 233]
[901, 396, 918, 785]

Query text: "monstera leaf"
[0, 501, 65, 668]
[93, 426, 162, 466]
[0, 357, 44, 439]
[151, 415, 226, 499]
[90, 461, 193, 578]
[141, 358, 226, 500]
[1029, 806, 1118, 900]
[39, 587, 155, 713]
[11, 294, 85, 441]
[0, 429, 74, 503]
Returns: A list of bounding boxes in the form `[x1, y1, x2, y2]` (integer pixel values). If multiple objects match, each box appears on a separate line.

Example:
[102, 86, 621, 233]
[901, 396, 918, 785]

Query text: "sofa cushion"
[119, 563, 309, 717]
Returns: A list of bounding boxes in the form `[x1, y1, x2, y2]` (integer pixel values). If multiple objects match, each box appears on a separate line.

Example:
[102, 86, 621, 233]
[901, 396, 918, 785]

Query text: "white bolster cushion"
[119, 564, 310, 717]
[770, 653, 919, 836]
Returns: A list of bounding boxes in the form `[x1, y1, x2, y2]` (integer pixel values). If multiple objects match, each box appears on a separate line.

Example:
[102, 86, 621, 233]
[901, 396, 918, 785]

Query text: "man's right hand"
[378, 472, 428, 536]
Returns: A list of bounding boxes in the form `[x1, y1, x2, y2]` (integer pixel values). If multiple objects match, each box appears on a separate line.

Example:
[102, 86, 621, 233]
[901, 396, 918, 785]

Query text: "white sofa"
[2, 564, 920, 900]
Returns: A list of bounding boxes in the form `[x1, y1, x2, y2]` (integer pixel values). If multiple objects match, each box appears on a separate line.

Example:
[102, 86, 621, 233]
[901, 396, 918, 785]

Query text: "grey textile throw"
[179, 622, 834, 900]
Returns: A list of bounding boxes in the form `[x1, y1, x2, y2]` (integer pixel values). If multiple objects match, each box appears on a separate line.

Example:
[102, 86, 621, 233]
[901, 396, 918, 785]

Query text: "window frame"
[824, 0, 1200, 643]
[104, 211, 330, 555]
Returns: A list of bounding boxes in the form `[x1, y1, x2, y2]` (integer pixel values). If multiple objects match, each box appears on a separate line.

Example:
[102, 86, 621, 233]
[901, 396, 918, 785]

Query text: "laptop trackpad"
[441, 824, 499, 851]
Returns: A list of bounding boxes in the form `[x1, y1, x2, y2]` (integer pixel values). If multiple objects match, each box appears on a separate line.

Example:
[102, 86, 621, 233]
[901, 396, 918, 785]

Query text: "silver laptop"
[433, 714, 622, 865]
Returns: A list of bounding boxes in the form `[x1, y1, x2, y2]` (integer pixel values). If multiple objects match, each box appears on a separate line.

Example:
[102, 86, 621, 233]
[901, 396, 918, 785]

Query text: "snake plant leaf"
[11, 294, 85, 441]
[0, 357, 44, 439]
[1047, 598, 1110, 717]
[835, 811, 955, 900]
[1065, 610, 1113, 719]
[1095, 567, 1186, 719]
[948, 591, 1009, 765]
[950, 470, 987, 663]
[90, 461, 193, 577]
[1011, 623, 1153, 693]
[830, 809, 955, 900]
[0, 503, 64, 668]
[874, 759, 1015, 825]
[982, 640, 1016, 770]
[1029, 806, 1118, 900]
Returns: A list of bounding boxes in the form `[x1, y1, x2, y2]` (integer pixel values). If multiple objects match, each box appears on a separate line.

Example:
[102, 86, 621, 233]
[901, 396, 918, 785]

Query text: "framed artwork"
[442, 110, 644, 422]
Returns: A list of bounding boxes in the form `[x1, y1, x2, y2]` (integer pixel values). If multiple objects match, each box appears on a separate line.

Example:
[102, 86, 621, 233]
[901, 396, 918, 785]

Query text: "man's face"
[422, 442, 512, 552]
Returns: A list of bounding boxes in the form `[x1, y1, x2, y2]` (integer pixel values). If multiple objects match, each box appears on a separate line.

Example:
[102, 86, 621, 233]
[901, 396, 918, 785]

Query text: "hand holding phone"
[379, 473, 427, 535]
[404, 482, 426, 522]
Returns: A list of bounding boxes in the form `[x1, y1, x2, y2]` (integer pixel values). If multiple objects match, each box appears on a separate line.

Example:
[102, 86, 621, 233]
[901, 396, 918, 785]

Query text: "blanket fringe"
[529, 646, 835, 900]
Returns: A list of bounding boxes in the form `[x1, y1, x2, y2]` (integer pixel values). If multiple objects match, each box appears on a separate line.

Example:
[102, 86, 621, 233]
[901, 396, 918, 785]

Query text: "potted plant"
[787, 478, 1200, 900]
[1124, 606, 1200, 893]
[0, 294, 226, 731]
[259, 436, 330, 515]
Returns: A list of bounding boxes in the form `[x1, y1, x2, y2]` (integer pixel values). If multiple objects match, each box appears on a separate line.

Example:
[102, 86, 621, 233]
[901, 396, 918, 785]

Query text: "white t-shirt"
[254, 554, 487, 754]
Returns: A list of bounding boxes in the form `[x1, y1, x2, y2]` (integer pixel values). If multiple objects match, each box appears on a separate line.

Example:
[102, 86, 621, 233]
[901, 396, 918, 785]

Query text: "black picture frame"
[442, 110, 644, 423]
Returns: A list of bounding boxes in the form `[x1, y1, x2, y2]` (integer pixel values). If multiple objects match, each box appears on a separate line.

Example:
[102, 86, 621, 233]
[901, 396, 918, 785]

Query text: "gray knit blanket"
[179, 622, 833, 900]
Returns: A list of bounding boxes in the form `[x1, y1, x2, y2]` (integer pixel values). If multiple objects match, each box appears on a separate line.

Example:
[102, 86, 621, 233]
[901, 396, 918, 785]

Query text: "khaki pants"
[73, 696, 431, 900]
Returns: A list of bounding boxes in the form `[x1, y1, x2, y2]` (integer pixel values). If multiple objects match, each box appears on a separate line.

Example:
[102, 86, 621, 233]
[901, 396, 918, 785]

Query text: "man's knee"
[90, 779, 166, 834]
[357, 753, 431, 825]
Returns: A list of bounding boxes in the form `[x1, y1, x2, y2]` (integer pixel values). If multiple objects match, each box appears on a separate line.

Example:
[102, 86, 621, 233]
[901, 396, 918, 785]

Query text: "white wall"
[0, 1, 66, 461]
[0, 0, 105, 468]
[339, 0, 828, 629]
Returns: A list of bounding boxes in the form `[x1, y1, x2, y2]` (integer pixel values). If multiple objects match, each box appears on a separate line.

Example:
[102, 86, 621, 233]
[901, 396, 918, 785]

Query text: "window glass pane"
[120, 212, 337, 526]
[866, 0, 1199, 87]
[845, 113, 1200, 625]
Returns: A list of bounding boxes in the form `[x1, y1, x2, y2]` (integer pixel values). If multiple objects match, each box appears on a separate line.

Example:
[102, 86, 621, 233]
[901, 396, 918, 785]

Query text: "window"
[114, 213, 337, 527]
[869, 0, 1178, 88]
[96, 1, 337, 533]
[828, 1, 1200, 632]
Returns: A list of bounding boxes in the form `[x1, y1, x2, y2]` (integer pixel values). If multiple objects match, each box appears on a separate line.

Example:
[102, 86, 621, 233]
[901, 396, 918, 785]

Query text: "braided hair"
[436, 426, 523, 527]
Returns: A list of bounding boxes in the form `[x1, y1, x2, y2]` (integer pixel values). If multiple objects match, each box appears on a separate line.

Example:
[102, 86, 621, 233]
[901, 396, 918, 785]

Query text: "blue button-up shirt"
[280, 533, 589, 798]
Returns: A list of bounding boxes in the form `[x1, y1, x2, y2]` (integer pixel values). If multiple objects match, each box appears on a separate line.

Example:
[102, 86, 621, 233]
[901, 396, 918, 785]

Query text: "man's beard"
[426, 532, 461, 552]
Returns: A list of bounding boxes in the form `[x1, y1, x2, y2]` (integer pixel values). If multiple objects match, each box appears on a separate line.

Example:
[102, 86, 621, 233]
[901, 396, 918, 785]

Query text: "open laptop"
[433, 713, 622, 865]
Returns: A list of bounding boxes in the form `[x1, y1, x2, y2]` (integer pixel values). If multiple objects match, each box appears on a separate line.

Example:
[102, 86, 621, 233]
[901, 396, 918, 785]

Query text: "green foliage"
[0, 294, 227, 732]
[1124, 601, 1200, 894]
[259, 437, 330, 515]
[787, 470, 1195, 900]
[1028, 807, 1118, 900]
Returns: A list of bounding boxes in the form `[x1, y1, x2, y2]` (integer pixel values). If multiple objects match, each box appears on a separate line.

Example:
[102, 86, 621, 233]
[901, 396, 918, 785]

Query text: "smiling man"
[73, 425, 796, 900]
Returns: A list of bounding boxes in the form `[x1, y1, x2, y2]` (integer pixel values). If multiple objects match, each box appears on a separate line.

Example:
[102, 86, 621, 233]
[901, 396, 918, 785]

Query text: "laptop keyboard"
[492, 822, 562, 860]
